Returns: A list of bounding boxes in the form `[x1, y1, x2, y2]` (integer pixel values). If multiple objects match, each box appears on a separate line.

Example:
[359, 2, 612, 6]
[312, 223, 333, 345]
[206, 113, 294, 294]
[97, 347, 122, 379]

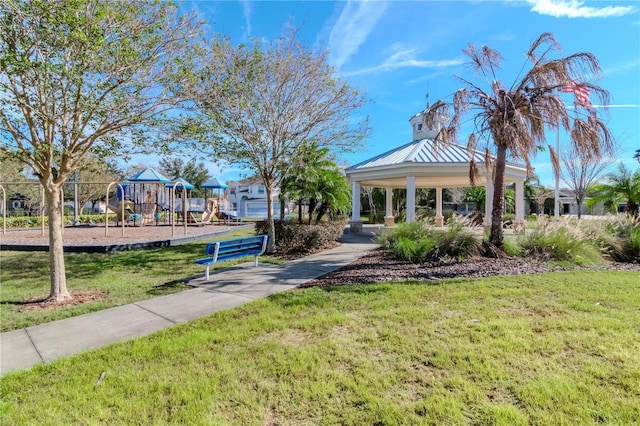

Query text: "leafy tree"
[588, 163, 640, 216]
[464, 186, 486, 211]
[423, 33, 613, 248]
[311, 166, 351, 224]
[188, 30, 369, 252]
[0, 0, 202, 301]
[634, 148, 640, 164]
[280, 143, 333, 224]
[560, 144, 614, 218]
[159, 157, 210, 197]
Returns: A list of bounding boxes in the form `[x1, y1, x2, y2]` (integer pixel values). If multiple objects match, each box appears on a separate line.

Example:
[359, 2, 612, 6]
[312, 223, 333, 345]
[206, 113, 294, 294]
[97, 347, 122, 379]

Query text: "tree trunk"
[279, 195, 285, 221]
[45, 183, 71, 301]
[265, 185, 276, 254]
[576, 196, 583, 219]
[490, 145, 507, 248]
[307, 198, 318, 225]
[315, 202, 329, 224]
[297, 199, 303, 224]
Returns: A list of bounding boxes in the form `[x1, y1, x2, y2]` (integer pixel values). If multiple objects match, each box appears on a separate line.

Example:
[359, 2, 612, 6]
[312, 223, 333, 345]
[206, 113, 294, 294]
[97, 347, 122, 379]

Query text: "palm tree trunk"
[45, 182, 71, 301]
[315, 202, 329, 224]
[308, 198, 318, 225]
[490, 145, 507, 248]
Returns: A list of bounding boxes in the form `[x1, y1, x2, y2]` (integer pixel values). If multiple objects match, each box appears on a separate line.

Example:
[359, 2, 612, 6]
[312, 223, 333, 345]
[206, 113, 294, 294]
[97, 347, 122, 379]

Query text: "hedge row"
[255, 218, 348, 255]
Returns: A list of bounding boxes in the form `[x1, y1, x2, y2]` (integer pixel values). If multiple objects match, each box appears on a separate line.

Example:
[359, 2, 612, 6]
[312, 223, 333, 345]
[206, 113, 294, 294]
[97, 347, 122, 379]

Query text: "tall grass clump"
[431, 219, 482, 260]
[592, 215, 640, 262]
[502, 236, 523, 257]
[377, 218, 481, 262]
[519, 218, 603, 265]
[376, 221, 434, 250]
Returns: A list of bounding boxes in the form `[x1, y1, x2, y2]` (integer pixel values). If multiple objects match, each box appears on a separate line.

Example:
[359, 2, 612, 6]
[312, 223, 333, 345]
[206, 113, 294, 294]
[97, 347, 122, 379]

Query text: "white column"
[435, 187, 444, 227]
[485, 176, 494, 227]
[514, 179, 525, 232]
[406, 176, 416, 222]
[350, 181, 361, 221]
[515, 179, 525, 222]
[384, 187, 395, 227]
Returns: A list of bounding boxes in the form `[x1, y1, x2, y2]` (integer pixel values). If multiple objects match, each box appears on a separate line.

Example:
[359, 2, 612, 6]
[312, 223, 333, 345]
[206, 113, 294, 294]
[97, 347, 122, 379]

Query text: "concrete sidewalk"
[0, 232, 378, 377]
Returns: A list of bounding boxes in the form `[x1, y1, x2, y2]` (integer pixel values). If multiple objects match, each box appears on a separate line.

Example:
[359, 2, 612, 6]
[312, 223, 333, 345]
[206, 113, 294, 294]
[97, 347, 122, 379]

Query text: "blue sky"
[182, 0, 639, 187]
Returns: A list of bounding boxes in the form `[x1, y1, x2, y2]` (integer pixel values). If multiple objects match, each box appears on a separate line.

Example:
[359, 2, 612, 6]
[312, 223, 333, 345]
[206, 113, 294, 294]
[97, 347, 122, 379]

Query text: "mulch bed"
[299, 248, 640, 288]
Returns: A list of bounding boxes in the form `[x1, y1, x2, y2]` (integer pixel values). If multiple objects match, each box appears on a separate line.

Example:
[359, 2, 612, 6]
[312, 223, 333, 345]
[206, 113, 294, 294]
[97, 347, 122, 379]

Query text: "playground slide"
[201, 209, 214, 224]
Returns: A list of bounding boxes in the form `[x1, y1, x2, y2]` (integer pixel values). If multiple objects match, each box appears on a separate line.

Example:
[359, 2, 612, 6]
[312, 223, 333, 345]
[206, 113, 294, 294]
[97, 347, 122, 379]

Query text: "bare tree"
[362, 186, 377, 216]
[560, 145, 615, 218]
[423, 33, 614, 248]
[0, 0, 202, 301]
[189, 30, 369, 252]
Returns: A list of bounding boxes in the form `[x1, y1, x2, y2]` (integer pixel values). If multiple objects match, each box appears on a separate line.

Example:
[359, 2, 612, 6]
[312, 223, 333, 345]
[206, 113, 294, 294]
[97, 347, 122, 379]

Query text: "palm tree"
[280, 143, 332, 223]
[423, 33, 614, 248]
[588, 163, 640, 216]
[312, 167, 351, 224]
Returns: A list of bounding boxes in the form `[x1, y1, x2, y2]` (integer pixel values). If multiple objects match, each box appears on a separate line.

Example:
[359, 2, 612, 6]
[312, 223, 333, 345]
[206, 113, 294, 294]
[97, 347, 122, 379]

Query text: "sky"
[180, 0, 640, 187]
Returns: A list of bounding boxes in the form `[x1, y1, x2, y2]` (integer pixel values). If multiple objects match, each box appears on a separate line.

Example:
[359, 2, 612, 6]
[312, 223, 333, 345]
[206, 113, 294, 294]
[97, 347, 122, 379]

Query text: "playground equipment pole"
[105, 182, 126, 237]
[73, 171, 79, 226]
[171, 182, 187, 237]
[0, 185, 5, 235]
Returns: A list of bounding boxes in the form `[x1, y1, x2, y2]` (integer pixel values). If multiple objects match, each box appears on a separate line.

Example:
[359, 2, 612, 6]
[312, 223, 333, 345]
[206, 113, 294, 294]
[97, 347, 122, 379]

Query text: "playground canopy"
[202, 177, 228, 189]
[166, 177, 195, 190]
[126, 168, 171, 183]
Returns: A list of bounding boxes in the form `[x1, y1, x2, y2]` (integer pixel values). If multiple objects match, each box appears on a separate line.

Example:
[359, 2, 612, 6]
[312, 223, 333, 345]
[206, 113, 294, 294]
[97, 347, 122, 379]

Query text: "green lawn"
[0, 228, 282, 332]
[1, 271, 638, 424]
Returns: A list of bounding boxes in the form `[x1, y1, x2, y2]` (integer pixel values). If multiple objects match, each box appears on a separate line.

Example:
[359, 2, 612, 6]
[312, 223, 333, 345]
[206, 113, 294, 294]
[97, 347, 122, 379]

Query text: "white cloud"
[240, 0, 252, 38]
[328, 0, 388, 69]
[526, 0, 636, 18]
[344, 44, 463, 77]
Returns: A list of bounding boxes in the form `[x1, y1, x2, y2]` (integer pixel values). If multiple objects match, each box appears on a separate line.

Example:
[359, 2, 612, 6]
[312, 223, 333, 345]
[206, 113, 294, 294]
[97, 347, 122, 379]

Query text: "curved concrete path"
[0, 232, 378, 377]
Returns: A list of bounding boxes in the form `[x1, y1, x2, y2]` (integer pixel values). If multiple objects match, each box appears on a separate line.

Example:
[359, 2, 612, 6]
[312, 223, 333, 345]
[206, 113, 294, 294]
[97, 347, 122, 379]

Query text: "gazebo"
[345, 104, 528, 232]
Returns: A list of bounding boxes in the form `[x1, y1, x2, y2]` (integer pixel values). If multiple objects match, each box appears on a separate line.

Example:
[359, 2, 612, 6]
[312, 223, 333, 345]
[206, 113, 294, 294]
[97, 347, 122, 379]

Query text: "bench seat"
[195, 234, 269, 280]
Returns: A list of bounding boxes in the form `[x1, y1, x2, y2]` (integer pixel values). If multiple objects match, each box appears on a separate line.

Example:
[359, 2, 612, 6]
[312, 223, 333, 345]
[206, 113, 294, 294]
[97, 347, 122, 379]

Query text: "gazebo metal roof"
[346, 138, 527, 189]
[348, 138, 486, 170]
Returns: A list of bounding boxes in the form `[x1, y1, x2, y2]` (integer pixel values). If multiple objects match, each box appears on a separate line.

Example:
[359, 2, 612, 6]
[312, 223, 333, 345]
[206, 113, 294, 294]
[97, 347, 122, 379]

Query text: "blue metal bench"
[194, 234, 269, 281]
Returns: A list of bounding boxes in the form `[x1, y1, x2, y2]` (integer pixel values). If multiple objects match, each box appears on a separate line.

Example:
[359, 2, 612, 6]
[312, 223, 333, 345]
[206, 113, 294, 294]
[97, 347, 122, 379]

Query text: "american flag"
[563, 81, 591, 106]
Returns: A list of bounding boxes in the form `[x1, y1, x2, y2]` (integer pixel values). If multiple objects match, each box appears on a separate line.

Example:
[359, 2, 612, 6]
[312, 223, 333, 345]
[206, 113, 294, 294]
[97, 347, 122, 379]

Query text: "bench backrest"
[204, 234, 268, 258]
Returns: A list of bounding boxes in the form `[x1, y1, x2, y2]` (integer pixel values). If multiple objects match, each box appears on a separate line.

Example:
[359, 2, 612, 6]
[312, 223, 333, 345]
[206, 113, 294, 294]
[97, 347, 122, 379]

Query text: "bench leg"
[205, 265, 210, 281]
[254, 256, 258, 267]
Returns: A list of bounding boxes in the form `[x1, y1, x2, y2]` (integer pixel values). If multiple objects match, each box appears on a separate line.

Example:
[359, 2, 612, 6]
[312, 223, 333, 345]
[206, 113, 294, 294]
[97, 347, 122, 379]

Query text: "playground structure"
[0, 169, 237, 239]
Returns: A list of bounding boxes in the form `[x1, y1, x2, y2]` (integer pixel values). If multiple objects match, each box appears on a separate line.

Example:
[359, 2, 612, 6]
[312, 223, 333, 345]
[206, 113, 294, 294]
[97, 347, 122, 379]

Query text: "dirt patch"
[17, 291, 108, 312]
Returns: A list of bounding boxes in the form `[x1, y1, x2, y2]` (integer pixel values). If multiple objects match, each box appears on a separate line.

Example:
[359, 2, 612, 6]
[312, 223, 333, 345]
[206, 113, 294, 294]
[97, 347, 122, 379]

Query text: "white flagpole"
[555, 126, 560, 220]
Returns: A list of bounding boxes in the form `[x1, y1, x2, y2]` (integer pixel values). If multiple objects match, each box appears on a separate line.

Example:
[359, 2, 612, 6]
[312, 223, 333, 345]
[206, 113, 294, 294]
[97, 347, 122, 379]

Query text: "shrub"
[376, 221, 435, 250]
[366, 212, 385, 224]
[595, 215, 640, 262]
[442, 210, 454, 224]
[502, 237, 523, 257]
[391, 236, 436, 263]
[518, 218, 603, 265]
[377, 219, 481, 262]
[432, 219, 482, 260]
[255, 218, 347, 255]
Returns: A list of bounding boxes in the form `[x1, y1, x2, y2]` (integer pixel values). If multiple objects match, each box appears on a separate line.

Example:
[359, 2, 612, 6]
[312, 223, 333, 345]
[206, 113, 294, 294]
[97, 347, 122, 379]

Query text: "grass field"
[0, 228, 282, 332]
[1, 271, 638, 424]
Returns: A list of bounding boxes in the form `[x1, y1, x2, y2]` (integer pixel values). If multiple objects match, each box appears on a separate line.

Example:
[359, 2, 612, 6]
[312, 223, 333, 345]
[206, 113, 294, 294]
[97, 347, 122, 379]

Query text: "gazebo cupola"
[409, 100, 449, 140]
